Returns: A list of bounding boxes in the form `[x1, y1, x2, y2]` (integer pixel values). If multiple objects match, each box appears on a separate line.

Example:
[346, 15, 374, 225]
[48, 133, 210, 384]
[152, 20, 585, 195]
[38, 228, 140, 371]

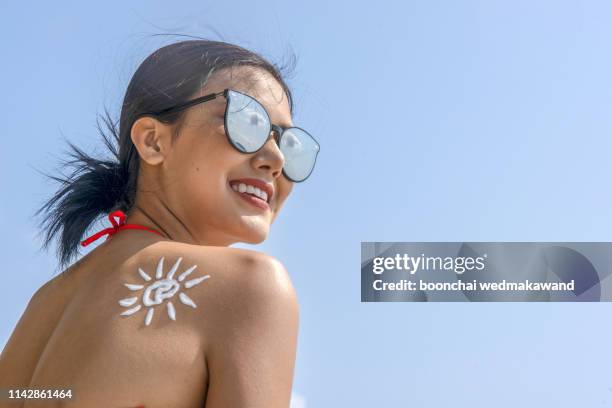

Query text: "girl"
[0, 39, 319, 407]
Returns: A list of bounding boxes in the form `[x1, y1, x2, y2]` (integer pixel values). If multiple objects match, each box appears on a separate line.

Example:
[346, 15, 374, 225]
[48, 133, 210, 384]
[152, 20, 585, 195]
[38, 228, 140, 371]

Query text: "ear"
[130, 116, 170, 166]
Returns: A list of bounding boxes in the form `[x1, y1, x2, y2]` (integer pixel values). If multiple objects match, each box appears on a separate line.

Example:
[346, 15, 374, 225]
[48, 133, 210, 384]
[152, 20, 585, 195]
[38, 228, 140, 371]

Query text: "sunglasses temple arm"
[154, 90, 226, 116]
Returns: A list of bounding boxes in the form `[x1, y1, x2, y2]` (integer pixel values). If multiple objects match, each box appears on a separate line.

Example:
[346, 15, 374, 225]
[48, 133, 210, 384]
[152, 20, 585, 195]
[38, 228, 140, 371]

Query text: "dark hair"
[35, 38, 297, 269]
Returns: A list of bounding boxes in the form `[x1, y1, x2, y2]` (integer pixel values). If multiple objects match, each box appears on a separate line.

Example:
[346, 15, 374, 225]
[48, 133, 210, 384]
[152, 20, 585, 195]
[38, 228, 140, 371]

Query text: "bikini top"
[80, 210, 164, 247]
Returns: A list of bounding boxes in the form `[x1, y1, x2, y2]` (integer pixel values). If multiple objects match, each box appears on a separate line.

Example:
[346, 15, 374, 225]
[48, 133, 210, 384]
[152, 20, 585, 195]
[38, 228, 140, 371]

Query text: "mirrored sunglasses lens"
[280, 128, 320, 182]
[226, 90, 270, 152]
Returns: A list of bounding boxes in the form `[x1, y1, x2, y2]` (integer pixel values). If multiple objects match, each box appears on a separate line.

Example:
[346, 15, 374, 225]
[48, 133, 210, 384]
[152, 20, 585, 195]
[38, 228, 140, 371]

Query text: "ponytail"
[34, 108, 134, 269]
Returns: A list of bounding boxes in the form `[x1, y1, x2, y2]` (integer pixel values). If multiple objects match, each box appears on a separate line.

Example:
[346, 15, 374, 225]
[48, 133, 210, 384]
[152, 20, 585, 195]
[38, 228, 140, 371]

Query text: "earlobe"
[131, 116, 166, 165]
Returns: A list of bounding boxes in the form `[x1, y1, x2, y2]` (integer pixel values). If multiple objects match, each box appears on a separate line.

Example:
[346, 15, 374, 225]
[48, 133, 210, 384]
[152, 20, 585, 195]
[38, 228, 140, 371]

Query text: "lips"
[228, 178, 274, 203]
[231, 188, 270, 211]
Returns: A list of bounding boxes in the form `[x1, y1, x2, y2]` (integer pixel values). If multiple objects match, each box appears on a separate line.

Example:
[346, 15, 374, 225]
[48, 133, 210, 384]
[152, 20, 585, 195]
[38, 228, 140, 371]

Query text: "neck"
[125, 197, 235, 247]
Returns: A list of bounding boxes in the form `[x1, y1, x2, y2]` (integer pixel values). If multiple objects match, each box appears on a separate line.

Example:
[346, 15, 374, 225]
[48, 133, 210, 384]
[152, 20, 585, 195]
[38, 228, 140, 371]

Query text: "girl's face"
[140, 66, 294, 246]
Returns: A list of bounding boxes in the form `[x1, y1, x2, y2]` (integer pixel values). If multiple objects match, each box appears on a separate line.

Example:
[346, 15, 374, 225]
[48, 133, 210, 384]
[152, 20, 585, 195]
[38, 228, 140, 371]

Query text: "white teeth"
[253, 188, 263, 201]
[231, 182, 269, 203]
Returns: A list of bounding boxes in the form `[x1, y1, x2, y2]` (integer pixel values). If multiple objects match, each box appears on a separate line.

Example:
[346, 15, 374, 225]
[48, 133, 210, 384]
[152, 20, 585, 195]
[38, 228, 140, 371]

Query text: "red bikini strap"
[80, 210, 164, 247]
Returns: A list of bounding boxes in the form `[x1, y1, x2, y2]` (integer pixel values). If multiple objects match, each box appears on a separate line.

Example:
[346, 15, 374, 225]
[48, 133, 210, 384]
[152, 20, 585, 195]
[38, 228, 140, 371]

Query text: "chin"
[237, 225, 269, 244]
[243, 231, 269, 244]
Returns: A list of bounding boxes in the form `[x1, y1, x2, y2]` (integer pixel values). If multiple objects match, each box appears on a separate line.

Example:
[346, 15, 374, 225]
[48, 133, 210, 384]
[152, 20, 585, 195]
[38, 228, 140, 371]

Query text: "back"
[0, 233, 299, 408]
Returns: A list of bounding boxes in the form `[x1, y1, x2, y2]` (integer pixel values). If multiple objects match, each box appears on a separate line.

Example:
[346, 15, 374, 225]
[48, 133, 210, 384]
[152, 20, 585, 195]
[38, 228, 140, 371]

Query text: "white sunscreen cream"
[119, 256, 211, 326]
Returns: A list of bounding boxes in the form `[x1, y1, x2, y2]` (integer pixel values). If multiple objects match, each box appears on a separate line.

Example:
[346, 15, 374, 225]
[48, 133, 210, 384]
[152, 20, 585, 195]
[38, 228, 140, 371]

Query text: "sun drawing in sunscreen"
[118, 256, 210, 326]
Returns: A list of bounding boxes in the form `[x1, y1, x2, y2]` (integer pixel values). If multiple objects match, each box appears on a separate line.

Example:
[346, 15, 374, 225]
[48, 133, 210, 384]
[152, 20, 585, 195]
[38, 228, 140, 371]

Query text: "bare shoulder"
[164, 245, 300, 407]
[131, 241, 299, 339]
[134, 242, 296, 297]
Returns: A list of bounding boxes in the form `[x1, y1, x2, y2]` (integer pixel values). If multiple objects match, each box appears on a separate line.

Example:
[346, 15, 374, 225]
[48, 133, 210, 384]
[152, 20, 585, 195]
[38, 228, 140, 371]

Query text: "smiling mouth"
[228, 178, 274, 203]
[230, 183, 269, 202]
[228, 182, 271, 211]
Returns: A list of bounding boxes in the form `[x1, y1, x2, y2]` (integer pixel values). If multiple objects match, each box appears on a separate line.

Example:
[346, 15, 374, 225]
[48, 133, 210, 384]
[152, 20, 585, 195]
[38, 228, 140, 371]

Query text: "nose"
[251, 127, 285, 178]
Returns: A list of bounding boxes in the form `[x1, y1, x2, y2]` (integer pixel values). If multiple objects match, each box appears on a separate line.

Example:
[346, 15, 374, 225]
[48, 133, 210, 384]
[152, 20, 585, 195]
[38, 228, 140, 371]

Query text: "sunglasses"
[132, 88, 320, 183]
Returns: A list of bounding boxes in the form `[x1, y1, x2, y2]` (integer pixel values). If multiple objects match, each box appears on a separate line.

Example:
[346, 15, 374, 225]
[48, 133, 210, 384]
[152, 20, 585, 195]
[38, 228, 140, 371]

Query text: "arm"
[203, 253, 299, 408]
[0, 283, 55, 387]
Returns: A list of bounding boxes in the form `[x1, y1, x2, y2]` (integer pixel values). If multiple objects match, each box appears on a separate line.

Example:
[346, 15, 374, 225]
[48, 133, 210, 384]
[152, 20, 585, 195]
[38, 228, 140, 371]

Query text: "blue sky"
[2, 1, 612, 406]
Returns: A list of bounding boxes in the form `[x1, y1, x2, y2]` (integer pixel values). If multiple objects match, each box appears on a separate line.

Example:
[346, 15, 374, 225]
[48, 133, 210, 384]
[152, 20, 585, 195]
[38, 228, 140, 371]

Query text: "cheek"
[170, 131, 242, 203]
[274, 179, 294, 210]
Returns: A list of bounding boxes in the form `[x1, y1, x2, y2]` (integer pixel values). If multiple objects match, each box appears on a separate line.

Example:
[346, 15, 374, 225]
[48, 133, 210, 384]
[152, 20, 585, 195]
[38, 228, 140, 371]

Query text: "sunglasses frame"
[132, 88, 319, 183]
